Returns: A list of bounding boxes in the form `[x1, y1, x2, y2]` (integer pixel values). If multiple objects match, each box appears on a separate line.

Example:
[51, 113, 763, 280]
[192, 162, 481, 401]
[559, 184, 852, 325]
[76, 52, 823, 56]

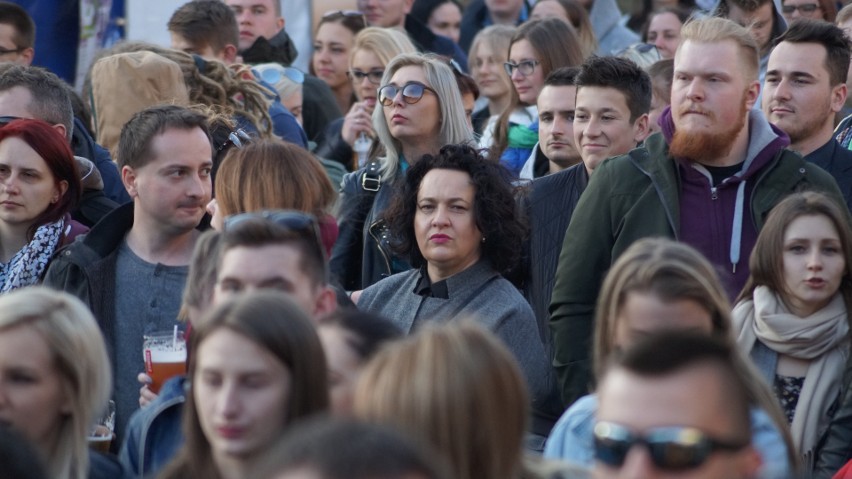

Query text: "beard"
[669, 92, 749, 165]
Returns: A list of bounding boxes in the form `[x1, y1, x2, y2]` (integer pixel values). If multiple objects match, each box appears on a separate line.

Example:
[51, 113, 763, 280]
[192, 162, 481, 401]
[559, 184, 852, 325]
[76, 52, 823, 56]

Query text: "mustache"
[678, 105, 715, 119]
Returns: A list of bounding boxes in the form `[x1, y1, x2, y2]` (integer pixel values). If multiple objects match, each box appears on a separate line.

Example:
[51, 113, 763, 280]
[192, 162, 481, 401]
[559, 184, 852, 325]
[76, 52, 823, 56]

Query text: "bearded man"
[548, 16, 844, 407]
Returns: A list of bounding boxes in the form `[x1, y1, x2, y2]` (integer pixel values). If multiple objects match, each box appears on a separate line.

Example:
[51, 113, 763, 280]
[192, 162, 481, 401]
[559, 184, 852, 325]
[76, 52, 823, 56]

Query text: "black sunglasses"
[593, 422, 749, 471]
[378, 81, 437, 107]
[216, 129, 252, 153]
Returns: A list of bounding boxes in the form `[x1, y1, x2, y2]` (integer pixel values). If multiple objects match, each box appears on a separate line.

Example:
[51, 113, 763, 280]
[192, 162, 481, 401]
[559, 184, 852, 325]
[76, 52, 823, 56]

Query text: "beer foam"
[147, 349, 186, 362]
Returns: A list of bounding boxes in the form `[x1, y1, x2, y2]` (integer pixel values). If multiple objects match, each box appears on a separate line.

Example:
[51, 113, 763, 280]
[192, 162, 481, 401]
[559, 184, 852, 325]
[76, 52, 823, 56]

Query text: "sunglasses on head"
[258, 66, 305, 86]
[593, 421, 749, 471]
[322, 9, 367, 26]
[378, 81, 437, 107]
[216, 129, 252, 153]
[0, 115, 22, 127]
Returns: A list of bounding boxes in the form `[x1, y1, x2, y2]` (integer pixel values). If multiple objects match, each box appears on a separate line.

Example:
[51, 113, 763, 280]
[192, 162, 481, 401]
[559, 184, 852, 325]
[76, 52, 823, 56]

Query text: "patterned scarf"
[0, 219, 64, 293]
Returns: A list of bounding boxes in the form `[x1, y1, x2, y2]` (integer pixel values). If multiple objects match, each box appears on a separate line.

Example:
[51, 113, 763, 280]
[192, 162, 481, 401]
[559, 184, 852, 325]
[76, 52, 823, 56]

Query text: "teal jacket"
[548, 132, 844, 407]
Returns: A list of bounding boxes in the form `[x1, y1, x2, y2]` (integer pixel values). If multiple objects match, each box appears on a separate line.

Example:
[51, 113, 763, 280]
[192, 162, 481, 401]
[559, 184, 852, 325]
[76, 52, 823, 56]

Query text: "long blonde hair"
[372, 53, 475, 179]
[0, 287, 111, 479]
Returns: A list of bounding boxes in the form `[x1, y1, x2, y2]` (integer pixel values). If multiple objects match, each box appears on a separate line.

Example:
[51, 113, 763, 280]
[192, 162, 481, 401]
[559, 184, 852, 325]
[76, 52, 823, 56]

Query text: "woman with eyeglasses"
[331, 53, 475, 292]
[483, 18, 584, 177]
[544, 237, 796, 479]
[157, 290, 329, 479]
[732, 192, 852, 467]
[0, 119, 85, 292]
[311, 11, 367, 115]
[315, 27, 416, 172]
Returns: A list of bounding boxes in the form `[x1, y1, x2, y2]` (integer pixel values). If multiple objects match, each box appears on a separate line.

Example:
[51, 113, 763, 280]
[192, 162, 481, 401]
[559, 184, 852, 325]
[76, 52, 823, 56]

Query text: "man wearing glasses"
[0, 2, 33, 65]
[595, 332, 762, 478]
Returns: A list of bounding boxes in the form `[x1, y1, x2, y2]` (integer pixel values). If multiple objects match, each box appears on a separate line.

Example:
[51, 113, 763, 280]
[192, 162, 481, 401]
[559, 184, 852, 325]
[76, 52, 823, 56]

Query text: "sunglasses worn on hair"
[322, 9, 367, 25]
[216, 129, 252, 153]
[0, 115, 21, 126]
[378, 82, 437, 107]
[593, 422, 749, 471]
[781, 3, 819, 13]
[504, 59, 540, 77]
[348, 68, 384, 85]
[258, 66, 305, 86]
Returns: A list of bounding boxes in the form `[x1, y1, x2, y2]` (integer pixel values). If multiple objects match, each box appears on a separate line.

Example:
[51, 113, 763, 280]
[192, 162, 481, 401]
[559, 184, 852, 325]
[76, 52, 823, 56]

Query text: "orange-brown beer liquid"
[149, 361, 186, 393]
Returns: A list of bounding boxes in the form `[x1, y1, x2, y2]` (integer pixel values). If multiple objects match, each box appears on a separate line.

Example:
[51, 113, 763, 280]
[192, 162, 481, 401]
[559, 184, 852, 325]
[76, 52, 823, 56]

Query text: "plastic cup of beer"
[143, 330, 187, 394]
[88, 400, 115, 453]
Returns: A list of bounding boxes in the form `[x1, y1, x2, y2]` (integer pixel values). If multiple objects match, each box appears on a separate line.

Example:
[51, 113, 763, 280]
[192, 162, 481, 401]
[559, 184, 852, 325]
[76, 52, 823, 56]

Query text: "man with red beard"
[548, 16, 844, 408]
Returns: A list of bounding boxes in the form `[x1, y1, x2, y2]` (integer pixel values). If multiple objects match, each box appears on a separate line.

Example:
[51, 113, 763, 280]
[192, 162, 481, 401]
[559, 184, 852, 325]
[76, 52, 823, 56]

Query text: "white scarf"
[732, 286, 849, 456]
[0, 219, 64, 293]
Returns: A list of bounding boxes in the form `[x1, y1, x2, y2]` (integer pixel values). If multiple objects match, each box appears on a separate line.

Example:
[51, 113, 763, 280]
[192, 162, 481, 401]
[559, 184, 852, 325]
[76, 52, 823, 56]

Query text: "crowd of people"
[4, 0, 852, 478]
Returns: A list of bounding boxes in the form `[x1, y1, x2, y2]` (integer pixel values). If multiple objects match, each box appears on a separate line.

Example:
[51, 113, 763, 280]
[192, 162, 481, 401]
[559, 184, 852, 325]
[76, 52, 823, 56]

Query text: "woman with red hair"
[0, 118, 84, 292]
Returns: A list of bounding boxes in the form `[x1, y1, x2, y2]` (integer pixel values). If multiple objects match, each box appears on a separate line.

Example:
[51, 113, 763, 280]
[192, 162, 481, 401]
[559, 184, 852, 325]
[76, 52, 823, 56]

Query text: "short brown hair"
[116, 105, 211, 169]
[168, 0, 239, 55]
[679, 16, 759, 83]
[215, 138, 335, 219]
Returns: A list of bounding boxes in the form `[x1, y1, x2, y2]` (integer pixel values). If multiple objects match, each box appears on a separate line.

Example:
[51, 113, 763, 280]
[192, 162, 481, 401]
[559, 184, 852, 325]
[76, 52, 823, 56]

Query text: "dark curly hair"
[382, 144, 526, 276]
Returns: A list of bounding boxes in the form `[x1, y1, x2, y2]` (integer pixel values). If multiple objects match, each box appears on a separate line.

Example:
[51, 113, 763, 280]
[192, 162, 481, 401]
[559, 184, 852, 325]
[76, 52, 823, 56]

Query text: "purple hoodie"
[659, 106, 790, 299]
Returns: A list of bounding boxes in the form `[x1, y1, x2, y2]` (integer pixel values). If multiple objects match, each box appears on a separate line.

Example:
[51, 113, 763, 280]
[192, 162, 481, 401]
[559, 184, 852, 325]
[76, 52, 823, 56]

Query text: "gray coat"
[358, 261, 562, 438]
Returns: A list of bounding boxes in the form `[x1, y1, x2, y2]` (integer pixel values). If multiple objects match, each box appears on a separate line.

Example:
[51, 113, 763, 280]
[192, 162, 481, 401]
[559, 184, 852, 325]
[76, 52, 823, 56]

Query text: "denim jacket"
[544, 393, 792, 479]
[118, 376, 186, 479]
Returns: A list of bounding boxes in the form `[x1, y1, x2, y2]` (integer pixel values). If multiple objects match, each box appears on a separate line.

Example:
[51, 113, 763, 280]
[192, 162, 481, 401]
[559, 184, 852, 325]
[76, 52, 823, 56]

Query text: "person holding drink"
[0, 286, 123, 479]
[143, 329, 187, 394]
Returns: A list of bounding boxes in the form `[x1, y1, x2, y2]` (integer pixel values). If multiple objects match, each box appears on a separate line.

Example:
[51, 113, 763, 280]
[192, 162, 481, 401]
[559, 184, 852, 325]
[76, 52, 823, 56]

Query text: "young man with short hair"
[715, 0, 787, 86]
[595, 332, 762, 479]
[525, 59, 651, 349]
[550, 17, 843, 408]
[762, 19, 852, 211]
[44, 105, 214, 443]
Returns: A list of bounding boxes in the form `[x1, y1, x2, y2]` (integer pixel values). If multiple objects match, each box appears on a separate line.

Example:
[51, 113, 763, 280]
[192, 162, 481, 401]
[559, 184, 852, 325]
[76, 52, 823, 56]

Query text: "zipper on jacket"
[368, 219, 392, 276]
[710, 186, 718, 200]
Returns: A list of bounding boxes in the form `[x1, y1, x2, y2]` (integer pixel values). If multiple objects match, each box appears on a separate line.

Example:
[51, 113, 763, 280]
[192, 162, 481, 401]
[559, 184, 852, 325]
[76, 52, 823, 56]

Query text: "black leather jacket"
[330, 168, 410, 291]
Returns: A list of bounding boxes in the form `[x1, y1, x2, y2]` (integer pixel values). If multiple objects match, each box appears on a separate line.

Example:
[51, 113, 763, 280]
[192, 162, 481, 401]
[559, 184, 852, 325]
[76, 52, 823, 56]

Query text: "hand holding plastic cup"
[143, 327, 187, 394]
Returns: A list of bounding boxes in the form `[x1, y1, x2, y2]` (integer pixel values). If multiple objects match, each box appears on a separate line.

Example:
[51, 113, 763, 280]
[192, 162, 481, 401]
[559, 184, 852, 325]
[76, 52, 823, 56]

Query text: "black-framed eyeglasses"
[378, 81, 437, 107]
[593, 422, 749, 471]
[216, 129, 252, 153]
[781, 3, 820, 13]
[504, 59, 540, 77]
[258, 66, 305, 85]
[348, 68, 384, 85]
[0, 46, 24, 56]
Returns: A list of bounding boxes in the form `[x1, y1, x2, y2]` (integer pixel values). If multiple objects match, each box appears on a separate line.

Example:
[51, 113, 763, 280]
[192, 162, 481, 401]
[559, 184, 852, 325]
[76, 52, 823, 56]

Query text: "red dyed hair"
[0, 118, 80, 237]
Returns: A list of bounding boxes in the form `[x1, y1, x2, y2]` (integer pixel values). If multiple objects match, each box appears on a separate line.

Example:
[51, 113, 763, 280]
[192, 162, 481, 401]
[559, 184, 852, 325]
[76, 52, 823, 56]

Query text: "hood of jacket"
[240, 28, 297, 66]
[74, 156, 105, 191]
[90, 51, 189, 158]
[590, 0, 635, 50]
